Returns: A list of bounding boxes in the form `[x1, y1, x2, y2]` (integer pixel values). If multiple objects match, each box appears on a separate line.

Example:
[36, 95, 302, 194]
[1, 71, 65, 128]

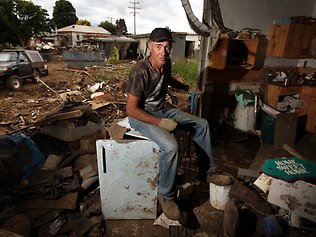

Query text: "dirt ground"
[0, 59, 131, 136]
[0, 60, 73, 135]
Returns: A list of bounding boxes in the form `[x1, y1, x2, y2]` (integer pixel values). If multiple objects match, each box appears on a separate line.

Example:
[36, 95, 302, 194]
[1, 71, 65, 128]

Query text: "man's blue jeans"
[128, 107, 215, 200]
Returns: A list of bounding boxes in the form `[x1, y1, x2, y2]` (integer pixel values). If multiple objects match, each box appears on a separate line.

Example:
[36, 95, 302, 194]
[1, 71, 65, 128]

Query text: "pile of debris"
[0, 60, 191, 236]
[0, 102, 107, 236]
[222, 158, 316, 237]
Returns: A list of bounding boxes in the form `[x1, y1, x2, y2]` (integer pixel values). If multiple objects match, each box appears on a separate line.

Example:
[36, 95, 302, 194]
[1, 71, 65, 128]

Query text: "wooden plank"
[299, 24, 316, 58]
[16, 192, 78, 211]
[238, 168, 260, 179]
[229, 180, 272, 214]
[267, 178, 316, 222]
[273, 112, 298, 150]
[266, 84, 282, 108]
[267, 24, 290, 57]
[298, 67, 316, 76]
[223, 199, 239, 237]
[208, 34, 230, 69]
[36, 110, 85, 125]
[267, 24, 316, 58]
[287, 24, 304, 58]
[265, 84, 303, 109]
[208, 34, 262, 70]
[244, 38, 259, 68]
[306, 99, 316, 132]
[206, 67, 264, 85]
[253, 36, 268, 67]
[301, 86, 316, 98]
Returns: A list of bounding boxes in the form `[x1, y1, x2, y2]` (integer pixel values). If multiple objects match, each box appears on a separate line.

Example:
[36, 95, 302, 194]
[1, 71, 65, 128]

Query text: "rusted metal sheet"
[63, 51, 106, 67]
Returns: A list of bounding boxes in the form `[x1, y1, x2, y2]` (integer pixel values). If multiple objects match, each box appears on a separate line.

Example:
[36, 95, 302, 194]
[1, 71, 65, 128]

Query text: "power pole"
[107, 17, 115, 24]
[128, 1, 140, 35]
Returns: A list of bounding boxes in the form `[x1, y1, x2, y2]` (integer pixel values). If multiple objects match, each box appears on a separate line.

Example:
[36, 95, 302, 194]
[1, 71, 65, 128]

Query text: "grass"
[172, 58, 199, 87]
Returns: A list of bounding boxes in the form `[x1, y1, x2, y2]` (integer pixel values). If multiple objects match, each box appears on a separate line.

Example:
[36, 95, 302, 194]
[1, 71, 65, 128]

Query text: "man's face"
[148, 41, 172, 67]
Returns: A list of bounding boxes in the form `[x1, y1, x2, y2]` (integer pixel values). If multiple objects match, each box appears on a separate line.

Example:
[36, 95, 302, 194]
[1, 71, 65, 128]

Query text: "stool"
[174, 129, 198, 181]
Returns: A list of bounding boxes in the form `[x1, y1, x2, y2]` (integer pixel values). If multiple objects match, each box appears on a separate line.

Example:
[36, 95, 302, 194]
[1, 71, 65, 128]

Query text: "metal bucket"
[209, 174, 234, 210]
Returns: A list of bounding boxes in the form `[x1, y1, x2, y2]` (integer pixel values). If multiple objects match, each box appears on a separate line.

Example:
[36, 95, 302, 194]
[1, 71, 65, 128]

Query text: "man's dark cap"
[149, 28, 174, 42]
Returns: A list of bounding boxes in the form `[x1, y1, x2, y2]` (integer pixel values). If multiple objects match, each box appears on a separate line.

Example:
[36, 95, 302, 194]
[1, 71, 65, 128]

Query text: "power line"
[128, 1, 140, 35]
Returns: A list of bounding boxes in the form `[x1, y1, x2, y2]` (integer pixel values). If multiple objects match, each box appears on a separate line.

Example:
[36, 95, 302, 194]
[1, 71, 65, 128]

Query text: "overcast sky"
[30, 0, 204, 34]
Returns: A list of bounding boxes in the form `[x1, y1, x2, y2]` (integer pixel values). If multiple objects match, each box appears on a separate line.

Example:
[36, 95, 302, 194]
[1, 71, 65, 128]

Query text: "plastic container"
[263, 215, 284, 237]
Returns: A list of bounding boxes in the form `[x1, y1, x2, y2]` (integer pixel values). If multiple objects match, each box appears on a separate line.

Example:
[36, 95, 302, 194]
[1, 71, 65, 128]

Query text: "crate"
[261, 105, 298, 150]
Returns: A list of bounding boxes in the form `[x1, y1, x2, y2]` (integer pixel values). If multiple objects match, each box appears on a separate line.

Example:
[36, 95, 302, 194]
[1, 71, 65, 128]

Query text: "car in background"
[0, 49, 48, 90]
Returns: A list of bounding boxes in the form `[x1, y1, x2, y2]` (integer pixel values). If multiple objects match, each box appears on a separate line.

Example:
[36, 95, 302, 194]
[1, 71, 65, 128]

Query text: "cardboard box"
[261, 105, 298, 150]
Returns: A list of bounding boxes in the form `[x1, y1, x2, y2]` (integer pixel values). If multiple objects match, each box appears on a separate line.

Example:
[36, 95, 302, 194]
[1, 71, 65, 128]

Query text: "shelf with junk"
[208, 30, 268, 70]
[265, 67, 316, 133]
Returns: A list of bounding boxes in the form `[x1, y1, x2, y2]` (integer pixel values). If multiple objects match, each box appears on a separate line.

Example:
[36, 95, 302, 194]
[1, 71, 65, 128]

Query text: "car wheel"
[7, 75, 22, 91]
[32, 71, 41, 83]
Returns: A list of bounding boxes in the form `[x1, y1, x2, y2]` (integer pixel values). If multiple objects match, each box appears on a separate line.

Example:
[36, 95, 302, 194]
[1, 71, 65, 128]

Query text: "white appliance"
[234, 104, 255, 132]
[96, 139, 159, 219]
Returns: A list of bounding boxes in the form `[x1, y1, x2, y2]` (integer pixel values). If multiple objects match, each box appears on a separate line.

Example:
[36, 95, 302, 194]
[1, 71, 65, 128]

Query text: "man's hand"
[158, 118, 177, 131]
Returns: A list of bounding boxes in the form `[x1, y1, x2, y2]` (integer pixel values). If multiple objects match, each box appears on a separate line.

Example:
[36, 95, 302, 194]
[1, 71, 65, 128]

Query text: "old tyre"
[32, 71, 40, 83]
[7, 75, 22, 91]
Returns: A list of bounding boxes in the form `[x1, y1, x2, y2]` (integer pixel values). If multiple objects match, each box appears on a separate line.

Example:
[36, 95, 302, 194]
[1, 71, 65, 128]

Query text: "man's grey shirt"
[126, 57, 172, 112]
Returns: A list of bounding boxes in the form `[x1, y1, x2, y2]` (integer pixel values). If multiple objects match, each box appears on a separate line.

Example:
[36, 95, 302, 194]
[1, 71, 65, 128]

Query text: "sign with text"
[261, 157, 316, 182]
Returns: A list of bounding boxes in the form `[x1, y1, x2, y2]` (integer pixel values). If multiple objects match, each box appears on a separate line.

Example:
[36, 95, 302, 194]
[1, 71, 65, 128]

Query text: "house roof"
[57, 25, 111, 35]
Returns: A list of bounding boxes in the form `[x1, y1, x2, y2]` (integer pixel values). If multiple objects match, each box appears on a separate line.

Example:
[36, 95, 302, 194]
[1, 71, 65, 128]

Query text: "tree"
[99, 20, 116, 35]
[116, 19, 128, 36]
[165, 26, 172, 32]
[76, 19, 91, 26]
[0, 0, 50, 47]
[0, 0, 16, 45]
[52, 0, 78, 29]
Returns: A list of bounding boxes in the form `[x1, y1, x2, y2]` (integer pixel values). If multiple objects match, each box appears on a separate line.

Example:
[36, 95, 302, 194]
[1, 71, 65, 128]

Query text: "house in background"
[55, 25, 111, 48]
[56, 26, 139, 67]
[80, 36, 139, 59]
[55, 26, 199, 66]
[132, 32, 200, 59]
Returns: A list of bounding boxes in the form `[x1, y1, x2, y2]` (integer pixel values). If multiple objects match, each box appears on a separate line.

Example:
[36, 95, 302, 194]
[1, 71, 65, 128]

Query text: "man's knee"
[160, 138, 178, 154]
[198, 117, 210, 130]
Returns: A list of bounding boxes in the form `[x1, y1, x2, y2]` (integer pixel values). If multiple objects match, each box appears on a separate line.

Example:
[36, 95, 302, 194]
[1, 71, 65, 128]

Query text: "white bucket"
[209, 174, 234, 210]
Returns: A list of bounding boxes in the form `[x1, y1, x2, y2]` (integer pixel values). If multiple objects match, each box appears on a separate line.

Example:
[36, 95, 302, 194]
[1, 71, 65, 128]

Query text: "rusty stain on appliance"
[147, 177, 158, 189]
[281, 194, 302, 210]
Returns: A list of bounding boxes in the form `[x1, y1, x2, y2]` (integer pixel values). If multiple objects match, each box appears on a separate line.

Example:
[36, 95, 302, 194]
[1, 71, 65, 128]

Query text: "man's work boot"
[157, 194, 180, 220]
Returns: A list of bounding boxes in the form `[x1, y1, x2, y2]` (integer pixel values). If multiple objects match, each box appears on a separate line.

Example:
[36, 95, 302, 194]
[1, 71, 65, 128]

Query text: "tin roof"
[57, 25, 111, 35]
